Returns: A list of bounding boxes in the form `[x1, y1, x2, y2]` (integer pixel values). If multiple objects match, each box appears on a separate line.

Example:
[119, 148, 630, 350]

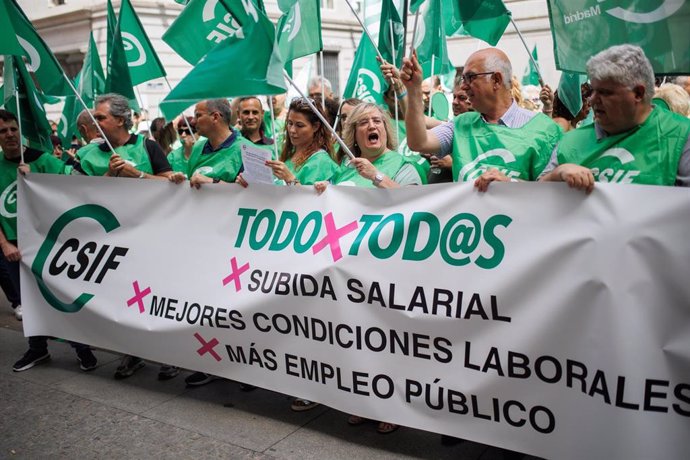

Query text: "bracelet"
[396, 90, 407, 100]
[286, 179, 300, 186]
[138, 170, 145, 179]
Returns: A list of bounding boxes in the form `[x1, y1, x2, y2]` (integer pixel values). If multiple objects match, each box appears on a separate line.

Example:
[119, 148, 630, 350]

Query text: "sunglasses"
[178, 128, 194, 135]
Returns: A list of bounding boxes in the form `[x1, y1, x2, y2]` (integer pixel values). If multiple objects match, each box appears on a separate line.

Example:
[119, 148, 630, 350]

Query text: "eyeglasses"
[178, 128, 194, 136]
[461, 71, 494, 84]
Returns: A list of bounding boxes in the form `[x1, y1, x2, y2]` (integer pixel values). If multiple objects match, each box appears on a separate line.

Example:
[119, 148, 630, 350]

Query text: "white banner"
[18, 174, 690, 460]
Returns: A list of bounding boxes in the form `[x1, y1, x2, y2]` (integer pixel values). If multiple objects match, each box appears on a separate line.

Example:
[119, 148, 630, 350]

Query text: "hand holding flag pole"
[283, 70, 355, 161]
[343, 0, 401, 101]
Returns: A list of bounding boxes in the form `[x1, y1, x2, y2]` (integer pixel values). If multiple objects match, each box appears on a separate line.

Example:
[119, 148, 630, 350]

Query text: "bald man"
[398, 48, 561, 186]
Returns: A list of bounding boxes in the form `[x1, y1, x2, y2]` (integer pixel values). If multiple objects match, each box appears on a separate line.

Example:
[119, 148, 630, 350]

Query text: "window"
[316, 51, 340, 96]
[320, 0, 334, 9]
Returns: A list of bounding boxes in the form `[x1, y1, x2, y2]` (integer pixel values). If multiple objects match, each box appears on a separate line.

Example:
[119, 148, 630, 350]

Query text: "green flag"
[442, 0, 510, 46]
[0, 0, 24, 56]
[414, 0, 454, 78]
[547, 0, 690, 74]
[57, 92, 79, 148]
[410, 0, 425, 14]
[277, 0, 322, 65]
[4, 0, 71, 96]
[160, 10, 286, 120]
[557, 72, 588, 118]
[162, 0, 261, 65]
[105, 14, 139, 110]
[119, 0, 167, 85]
[378, 0, 404, 67]
[3, 56, 53, 152]
[521, 45, 539, 86]
[106, 0, 117, 68]
[342, 34, 387, 106]
[80, 32, 106, 107]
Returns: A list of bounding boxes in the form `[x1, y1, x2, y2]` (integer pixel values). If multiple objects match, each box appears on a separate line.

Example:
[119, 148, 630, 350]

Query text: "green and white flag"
[277, 0, 322, 64]
[414, 0, 454, 78]
[105, 13, 139, 110]
[557, 71, 588, 118]
[521, 45, 539, 86]
[378, 0, 404, 67]
[410, 0, 425, 14]
[0, 0, 24, 56]
[160, 10, 286, 120]
[2, 56, 53, 152]
[442, 0, 510, 46]
[162, 0, 261, 65]
[119, 0, 167, 85]
[342, 34, 387, 106]
[547, 0, 690, 74]
[80, 32, 106, 108]
[57, 91, 78, 149]
[106, 0, 117, 67]
[4, 0, 71, 96]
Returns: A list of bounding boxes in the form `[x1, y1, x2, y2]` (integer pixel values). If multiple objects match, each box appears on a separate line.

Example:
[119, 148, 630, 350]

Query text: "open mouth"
[367, 133, 379, 143]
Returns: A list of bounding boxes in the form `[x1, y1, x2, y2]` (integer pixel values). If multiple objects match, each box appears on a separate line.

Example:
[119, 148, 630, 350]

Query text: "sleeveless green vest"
[334, 150, 408, 187]
[0, 152, 64, 240]
[557, 107, 690, 185]
[167, 146, 190, 176]
[395, 119, 431, 178]
[187, 133, 248, 182]
[286, 150, 339, 185]
[77, 135, 153, 176]
[451, 112, 561, 182]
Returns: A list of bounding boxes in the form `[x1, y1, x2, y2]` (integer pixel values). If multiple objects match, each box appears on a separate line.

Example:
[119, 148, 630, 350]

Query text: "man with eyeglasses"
[539, 44, 690, 192]
[398, 48, 561, 186]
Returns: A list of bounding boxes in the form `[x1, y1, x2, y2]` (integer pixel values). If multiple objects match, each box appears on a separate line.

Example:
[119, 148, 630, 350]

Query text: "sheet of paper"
[241, 144, 274, 185]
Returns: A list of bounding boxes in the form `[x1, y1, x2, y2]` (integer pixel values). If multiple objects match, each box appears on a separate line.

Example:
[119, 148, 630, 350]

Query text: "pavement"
[0, 301, 537, 460]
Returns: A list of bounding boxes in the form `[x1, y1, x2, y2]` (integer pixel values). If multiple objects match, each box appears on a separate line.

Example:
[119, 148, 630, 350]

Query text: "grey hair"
[655, 83, 690, 116]
[673, 76, 690, 86]
[308, 75, 332, 92]
[587, 45, 655, 104]
[483, 54, 512, 90]
[205, 98, 233, 125]
[95, 93, 133, 130]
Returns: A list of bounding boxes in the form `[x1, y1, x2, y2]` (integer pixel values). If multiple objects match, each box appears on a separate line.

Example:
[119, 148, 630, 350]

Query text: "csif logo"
[564, 0, 684, 25]
[234, 208, 512, 269]
[590, 147, 640, 183]
[355, 69, 383, 103]
[122, 32, 147, 67]
[31, 205, 129, 313]
[282, 2, 302, 42]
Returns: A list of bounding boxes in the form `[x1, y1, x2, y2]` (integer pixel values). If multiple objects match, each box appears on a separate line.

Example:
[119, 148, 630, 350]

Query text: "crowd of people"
[1, 43, 689, 445]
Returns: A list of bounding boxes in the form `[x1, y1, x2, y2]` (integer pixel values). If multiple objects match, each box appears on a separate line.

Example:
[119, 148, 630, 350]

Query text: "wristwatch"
[138, 170, 145, 179]
[372, 172, 384, 186]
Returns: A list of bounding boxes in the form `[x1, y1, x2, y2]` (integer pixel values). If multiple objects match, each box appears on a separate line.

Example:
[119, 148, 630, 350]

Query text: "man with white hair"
[307, 75, 334, 101]
[540, 44, 690, 191]
[398, 48, 561, 186]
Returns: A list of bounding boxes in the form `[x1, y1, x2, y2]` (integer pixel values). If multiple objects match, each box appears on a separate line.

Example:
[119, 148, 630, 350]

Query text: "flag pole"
[343, 0, 400, 103]
[408, 10, 421, 58]
[283, 70, 355, 161]
[267, 95, 280, 161]
[134, 85, 151, 139]
[319, 51, 326, 111]
[428, 55, 434, 117]
[163, 76, 196, 141]
[389, 19, 400, 144]
[14, 89, 25, 164]
[509, 17, 544, 87]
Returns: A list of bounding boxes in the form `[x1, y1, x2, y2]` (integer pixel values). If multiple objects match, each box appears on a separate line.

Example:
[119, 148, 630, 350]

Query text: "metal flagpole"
[319, 51, 326, 112]
[390, 18, 400, 144]
[510, 17, 544, 87]
[428, 55, 434, 117]
[408, 10, 421, 58]
[283, 70, 355, 161]
[134, 85, 151, 139]
[14, 90, 25, 164]
[267, 96, 280, 161]
[163, 76, 196, 141]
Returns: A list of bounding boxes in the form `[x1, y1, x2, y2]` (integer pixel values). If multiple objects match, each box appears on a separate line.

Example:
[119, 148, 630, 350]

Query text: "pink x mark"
[312, 212, 359, 262]
[126, 281, 151, 313]
[222, 257, 250, 291]
[194, 332, 222, 362]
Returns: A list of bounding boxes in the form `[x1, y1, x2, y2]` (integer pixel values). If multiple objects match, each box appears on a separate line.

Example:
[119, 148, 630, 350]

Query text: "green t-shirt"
[77, 135, 153, 176]
[557, 107, 690, 185]
[451, 112, 562, 182]
[285, 150, 339, 185]
[187, 131, 249, 182]
[0, 150, 65, 240]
